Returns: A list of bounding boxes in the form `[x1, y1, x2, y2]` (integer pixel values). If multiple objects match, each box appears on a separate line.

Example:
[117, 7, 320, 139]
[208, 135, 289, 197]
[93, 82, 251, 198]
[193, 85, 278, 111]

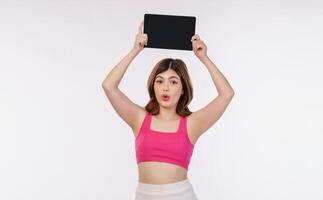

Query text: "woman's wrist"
[129, 48, 141, 57]
[198, 55, 210, 63]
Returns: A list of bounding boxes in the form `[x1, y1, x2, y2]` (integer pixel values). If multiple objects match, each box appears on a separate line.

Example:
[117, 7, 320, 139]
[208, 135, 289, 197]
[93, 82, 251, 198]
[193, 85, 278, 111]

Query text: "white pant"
[135, 178, 198, 200]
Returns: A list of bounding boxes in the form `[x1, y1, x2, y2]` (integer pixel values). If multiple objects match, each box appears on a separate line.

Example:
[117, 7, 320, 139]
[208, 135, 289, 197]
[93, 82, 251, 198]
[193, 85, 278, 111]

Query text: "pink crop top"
[135, 112, 195, 170]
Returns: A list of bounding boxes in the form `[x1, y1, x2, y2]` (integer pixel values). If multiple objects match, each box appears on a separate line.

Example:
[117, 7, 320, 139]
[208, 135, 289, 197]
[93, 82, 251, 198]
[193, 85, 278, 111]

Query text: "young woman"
[102, 20, 235, 200]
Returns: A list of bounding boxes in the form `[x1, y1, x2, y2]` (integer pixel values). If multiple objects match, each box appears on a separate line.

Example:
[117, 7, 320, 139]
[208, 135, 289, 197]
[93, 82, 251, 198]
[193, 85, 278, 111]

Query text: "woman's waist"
[137, 162, 188, 184]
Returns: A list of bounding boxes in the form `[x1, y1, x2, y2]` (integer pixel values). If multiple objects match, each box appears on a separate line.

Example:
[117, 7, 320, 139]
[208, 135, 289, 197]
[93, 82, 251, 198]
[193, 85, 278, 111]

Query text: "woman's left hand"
[191, 34, 207, 59]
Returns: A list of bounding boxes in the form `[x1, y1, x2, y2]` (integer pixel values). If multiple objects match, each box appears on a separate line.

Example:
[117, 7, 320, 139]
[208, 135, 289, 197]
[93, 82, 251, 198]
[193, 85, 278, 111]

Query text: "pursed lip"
[161, 94, 170, 100]
[161, 94, 170, 98]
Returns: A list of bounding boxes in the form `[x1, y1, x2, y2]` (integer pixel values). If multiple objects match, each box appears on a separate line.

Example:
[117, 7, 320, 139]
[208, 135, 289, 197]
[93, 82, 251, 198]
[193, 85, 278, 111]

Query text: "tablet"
[143, 13, 196, 51]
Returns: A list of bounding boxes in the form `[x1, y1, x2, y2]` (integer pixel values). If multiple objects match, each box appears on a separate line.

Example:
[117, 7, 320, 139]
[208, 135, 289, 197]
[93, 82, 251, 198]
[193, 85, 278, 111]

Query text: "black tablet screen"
[143, 14, 196, 51]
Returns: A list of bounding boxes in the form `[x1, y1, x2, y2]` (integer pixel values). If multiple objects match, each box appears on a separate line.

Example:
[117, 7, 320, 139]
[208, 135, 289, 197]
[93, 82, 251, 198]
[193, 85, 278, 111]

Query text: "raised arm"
[189, 34, 235, 141]
[101, 20, 148, 130]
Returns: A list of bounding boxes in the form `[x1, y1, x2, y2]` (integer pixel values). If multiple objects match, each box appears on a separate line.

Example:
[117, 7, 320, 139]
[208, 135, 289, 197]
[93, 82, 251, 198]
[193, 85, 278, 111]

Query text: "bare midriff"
[137, 161, 188, 184]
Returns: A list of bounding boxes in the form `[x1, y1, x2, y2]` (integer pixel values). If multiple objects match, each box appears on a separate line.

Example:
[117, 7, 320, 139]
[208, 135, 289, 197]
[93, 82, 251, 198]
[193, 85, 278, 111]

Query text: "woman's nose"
[163, 84, 169, 91]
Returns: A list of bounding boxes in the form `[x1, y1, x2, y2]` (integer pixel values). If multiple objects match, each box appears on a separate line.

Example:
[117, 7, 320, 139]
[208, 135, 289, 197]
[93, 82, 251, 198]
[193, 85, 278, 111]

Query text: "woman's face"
[154, 69, 183, 108]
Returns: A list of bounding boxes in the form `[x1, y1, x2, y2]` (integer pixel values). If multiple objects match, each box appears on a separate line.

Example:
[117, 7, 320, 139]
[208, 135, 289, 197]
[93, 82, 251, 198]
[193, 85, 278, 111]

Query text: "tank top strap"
[142, 112, 151, 129]
[177, 115, 187, 135]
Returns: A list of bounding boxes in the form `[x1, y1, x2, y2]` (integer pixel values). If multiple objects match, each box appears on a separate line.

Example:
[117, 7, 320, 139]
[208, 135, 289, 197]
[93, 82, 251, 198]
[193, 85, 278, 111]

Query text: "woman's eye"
[156, 80, 177, 84]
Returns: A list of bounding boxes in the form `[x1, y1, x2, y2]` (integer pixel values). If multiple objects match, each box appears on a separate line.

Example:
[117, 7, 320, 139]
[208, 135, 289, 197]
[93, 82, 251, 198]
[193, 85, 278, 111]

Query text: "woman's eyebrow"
[156, 75, 179, 80]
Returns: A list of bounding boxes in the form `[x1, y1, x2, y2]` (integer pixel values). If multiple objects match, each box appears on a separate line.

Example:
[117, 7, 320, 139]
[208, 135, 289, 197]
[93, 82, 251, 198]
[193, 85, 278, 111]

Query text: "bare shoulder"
[186, 112, 200, 145]
[132, 107, 147, 138]
[186, 112, 206, 145]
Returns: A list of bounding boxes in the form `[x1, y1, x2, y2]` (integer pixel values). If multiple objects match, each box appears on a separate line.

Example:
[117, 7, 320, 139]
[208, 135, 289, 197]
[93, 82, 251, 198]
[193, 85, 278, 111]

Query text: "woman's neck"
[156, 107, 179, 120]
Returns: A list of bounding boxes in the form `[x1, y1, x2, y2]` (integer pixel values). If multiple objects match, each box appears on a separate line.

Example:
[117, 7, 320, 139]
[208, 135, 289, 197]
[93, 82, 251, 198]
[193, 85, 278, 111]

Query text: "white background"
[0, 0, 322, 199]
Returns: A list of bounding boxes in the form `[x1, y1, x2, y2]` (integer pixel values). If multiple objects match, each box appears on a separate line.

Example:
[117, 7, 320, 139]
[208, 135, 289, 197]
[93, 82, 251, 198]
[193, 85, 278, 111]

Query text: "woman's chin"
[158, 101, 172, 107]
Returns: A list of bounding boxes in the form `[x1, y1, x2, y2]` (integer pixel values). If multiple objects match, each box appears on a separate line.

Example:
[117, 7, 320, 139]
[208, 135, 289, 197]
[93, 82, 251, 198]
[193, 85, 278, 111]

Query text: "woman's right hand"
[132, 20, 148, 54]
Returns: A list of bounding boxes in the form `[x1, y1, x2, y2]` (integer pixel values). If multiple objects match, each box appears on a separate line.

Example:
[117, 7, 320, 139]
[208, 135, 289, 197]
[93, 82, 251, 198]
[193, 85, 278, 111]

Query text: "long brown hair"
[144, 58, 193, 117]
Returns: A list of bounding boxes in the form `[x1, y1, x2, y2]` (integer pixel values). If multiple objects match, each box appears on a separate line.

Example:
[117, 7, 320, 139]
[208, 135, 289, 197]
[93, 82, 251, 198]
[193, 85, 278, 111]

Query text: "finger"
[138, 20, 144, 34]
[192, 43, 198, 51]
[192, 43, 198, 50]
[191, 34, 200, 41]
[139, 36, 148, 43]
[139, 39, 147, 46]
[191, 41, 199, 48]
[191, 37, 198, 42]
[143, 36, 148, 44]
[193, 41, 203, 47]
[140, 34, 147, 39]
